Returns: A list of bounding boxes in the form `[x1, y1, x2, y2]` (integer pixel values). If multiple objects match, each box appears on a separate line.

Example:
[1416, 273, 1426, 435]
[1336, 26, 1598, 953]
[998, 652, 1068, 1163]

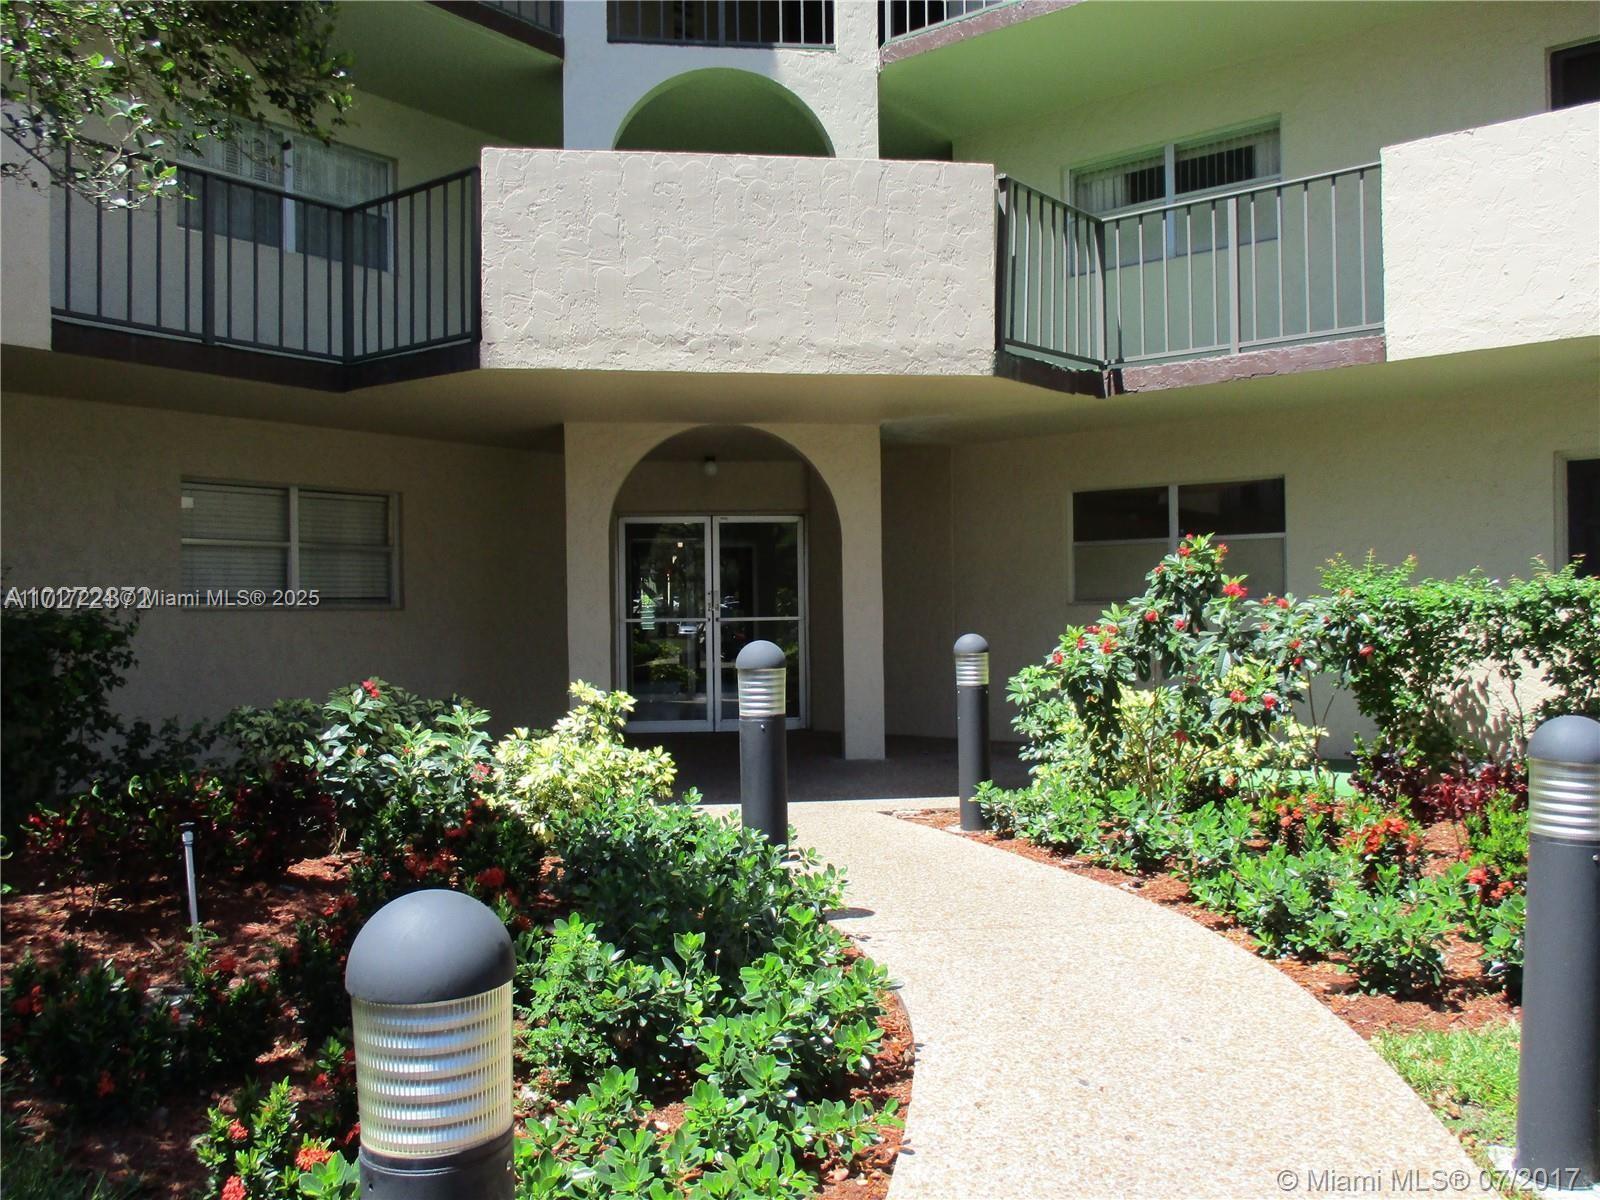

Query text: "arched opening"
[613, 69, 835, 157]
[610, 425, 844, 734]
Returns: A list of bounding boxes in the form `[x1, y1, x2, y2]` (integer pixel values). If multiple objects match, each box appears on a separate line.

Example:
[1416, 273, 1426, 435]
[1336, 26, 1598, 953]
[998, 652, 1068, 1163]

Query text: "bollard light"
[345, 889, 515, 1200]
[1511, 714, 1600, 1191]
[954, 633, 992, 832]
[737, 639, 789, 846]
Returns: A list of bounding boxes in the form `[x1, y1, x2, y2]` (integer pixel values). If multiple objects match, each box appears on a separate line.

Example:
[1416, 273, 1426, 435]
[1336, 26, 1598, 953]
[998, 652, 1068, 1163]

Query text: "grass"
[1, 1118, 146, 1200]
[1374, 1021, 1520, 1149]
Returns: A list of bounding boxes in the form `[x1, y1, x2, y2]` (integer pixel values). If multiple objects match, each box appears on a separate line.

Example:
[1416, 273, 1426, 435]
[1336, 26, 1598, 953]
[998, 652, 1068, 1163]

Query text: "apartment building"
[2, 0, 1597, 759]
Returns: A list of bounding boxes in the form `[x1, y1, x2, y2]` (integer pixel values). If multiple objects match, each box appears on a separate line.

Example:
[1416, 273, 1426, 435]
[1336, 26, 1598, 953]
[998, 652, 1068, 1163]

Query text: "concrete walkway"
[785, 800, 1491, 1200]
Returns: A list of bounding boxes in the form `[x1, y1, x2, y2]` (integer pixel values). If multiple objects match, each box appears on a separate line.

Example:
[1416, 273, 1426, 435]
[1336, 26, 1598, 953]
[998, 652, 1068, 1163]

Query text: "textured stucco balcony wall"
[1383, 103, 1600, 361]
[480, 150, 997, 375]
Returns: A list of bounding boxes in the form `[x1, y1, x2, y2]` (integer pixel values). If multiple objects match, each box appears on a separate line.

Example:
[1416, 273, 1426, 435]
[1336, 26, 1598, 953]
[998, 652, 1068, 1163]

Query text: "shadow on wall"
[613, 68, 835, 156]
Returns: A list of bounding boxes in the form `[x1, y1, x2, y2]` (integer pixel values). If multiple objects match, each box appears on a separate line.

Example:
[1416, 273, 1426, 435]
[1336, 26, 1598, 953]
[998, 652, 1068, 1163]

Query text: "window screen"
[1072, 123, 1281, 215]
[1073, 477, 1285, 600]
[1551, 40, 1600, 110]
[181, 482, 397, 606]
[1568, 458, 1599, 578]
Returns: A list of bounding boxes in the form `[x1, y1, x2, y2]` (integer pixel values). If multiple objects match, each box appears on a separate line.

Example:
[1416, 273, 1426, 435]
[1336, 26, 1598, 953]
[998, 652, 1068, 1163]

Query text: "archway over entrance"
[611, 426, 843, 735]
[613, 69, 835, 157]
[562, 421, 884, 760]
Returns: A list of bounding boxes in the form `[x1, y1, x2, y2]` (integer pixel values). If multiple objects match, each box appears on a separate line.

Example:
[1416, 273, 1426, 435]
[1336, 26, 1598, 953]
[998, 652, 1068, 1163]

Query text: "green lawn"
[1374, 1021, 1520, 1149]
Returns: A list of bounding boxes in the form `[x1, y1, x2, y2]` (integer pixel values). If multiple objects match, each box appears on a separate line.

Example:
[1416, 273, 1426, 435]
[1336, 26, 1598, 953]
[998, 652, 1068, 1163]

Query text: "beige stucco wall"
[561, 0, 878, 158]
[884, 375, 1598, 756]
[563, 421, 884, 758]
[0, 393, 569, 730]
[1384, 104, 1600, 362]
[957, 3, 1597, 193]
[479, 149, 997, 376]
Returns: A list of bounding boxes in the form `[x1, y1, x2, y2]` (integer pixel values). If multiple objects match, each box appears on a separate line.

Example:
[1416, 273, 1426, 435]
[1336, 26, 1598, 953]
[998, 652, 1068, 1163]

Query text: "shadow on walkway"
[626, 731, 1032, 804]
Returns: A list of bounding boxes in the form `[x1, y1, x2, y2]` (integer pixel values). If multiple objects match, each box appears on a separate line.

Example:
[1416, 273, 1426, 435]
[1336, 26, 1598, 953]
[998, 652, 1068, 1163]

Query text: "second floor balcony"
[34, 104, 1599, 394]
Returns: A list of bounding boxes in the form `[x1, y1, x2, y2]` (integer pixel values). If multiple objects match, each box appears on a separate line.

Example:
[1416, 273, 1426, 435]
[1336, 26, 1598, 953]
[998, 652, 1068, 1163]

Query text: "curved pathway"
[787, 800, 1490, 1200]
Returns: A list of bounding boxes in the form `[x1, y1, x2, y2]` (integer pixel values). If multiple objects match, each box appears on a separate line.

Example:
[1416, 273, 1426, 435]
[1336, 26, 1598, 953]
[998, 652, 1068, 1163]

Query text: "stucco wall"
[887, 377, 1598, 756]
[957, 3, 1597, 193]
[561, 0, 878, 158]
[479, 150, 997, 376]
[0, 393, 569, 730]
[1383, 104, 1600, 361]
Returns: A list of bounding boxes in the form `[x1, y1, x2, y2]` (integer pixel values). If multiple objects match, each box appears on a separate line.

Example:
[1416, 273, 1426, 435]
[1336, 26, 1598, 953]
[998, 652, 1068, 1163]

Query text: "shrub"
[274, 897, 359, 1045]
[1009, 533, 1325, 808]
[1334, 873, 1459, 996]
[0, 1115, 141, 1200]
[196, 1079, 358, 1200]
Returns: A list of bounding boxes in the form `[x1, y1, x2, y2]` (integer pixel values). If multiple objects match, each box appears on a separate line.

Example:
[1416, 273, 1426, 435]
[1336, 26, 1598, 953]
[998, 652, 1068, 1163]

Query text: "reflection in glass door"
[617, 515, 806, 731]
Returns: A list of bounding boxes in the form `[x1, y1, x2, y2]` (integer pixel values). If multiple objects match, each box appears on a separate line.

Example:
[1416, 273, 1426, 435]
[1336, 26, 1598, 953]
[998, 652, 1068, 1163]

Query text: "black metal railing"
[479, 0, 563, 36]
[999, 165, 1383, 369]
[51, 160, 480, 365]
[879, 0, 1008, 45]
[608, 1, 833, 47]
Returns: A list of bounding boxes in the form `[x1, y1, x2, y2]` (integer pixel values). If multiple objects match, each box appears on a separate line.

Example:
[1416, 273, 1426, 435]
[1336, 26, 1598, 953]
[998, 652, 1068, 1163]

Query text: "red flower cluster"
[1143, 609, 1159, 624]
[475, 866, 507, 892]
[96, 1070, 117, 1098]
[1051, 650, 1064, 666]
[1221, 582, 1248, 599]
[296, 1143, 333, 1171]
[11, 984, 44, 1017]
[1228, 689, 1247, 704]
[1173, 617, 1187, 631]
[221, 1178, 247, 1200]
[215, 954, 239, 976]
[470, 762, 492, 783]
[403, 849, 456, 880]
[361, 678, 382, 700]
[1262, 694, 1278, 710]
[228, 1119, 249, 1142]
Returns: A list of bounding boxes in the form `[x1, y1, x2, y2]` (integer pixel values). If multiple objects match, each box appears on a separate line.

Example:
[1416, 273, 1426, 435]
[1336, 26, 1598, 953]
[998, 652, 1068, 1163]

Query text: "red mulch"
[1, 851, 913, 1197]
[895, 807, 1518, 1041]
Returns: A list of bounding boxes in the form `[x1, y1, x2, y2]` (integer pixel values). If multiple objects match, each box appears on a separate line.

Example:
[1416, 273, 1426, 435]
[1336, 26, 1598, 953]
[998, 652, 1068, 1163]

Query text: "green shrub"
[1334, 872, 1459, 996]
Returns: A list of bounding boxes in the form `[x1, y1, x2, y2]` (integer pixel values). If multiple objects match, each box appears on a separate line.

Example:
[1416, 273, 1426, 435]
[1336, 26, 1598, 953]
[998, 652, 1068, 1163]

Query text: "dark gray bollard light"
[737, 639, 789, 845]
[345, 889, 515, 1199]
[1513, 714, 1600, 1190]
[954, 633, 992, 832]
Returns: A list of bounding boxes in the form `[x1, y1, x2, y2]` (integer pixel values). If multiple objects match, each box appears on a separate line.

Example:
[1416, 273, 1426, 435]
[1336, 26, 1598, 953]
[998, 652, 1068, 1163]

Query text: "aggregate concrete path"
[785, 800, 1492, 1200]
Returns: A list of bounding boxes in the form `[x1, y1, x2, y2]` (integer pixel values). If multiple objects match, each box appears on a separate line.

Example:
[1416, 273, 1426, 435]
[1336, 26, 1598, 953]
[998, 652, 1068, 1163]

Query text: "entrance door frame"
[615, 513, 808, 733]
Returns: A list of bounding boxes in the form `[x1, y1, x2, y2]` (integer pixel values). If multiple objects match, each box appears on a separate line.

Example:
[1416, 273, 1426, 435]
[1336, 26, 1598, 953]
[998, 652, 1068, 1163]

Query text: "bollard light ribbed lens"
[1528, 758, 1600, 841]
[351, 982, 512, 1158]
[954, 652, 989, 687]
[739, 666, 787, 718]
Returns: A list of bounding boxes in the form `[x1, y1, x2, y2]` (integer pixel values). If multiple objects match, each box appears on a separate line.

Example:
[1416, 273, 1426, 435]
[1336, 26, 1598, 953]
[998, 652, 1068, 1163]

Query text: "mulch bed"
[894, 807, 1518, 1041]
[1, 852, 913, 1198]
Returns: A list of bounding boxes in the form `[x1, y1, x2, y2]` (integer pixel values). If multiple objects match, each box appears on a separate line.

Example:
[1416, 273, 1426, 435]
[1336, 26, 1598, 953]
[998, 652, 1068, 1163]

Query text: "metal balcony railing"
[999, 165, 1383, 369]
[879, 0, 1009, 45]
[608, 1, 833, 47]
[51, 159, 481, 365]
[479, 1, 563, 36]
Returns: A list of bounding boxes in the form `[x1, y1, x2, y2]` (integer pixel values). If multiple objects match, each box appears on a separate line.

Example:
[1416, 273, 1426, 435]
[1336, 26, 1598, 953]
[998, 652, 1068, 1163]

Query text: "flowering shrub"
[273, 899, 359, 1045]
[1, 940, 277, 1119]
[1008, 533, 1326, 806]
[196, 1079, 358, 1200]
[1343, 814, 1424, 884]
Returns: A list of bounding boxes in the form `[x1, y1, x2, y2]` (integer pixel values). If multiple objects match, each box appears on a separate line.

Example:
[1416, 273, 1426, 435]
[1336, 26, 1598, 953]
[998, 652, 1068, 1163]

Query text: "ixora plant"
[1008, 533, 1328, 805]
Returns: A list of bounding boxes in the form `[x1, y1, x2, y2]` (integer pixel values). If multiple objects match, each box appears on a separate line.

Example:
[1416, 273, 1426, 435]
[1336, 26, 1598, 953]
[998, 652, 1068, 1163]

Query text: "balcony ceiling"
[879, 0, 1420, 152]
[333, 1, 562, 147]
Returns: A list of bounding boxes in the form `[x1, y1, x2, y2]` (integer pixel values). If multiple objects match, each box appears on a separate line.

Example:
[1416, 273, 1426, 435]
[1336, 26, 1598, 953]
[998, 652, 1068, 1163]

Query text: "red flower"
[221, 1177, 247, 1200]
[1173, 617, 1187, 631]
[1154, 564, 1166, 574]
[1221, 582, 1248, 599]
[1051, 650, 1064, 666]
[215, 954, 239, 976]
[470, 762, 492, 783]
[1292, 656, 1304, 667]
[1358, 644, 1374, 658]
[361, 679, 382, 700]
[1086, 624, 1100, 635]
[1173, 730, 1188, 744]
[475, 867, 507, 891]
[296, 1144, 333, 1171]
[1275, 597, 1290, 610]
[1466, 867, 1489, 887]
[1074, 636, 1086, 651]
[1177, 545, 1192, 558]
[343, 1122, 361, 1147]
[1262, 694, 1278, 710]
[1144, 610, 1159, 623]
[228, 1119, 249, 1142]
[1099, 637, 1116, 653]
[314, 1072, 331, 1090]
[1288, 638, 1301, 649]
[96, 1070, 116, 1098]
[1228, 690, 1247, 704]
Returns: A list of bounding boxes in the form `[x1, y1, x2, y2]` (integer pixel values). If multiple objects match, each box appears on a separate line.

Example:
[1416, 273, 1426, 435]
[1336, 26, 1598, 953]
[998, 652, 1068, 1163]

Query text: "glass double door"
[617, 516, 805, 731]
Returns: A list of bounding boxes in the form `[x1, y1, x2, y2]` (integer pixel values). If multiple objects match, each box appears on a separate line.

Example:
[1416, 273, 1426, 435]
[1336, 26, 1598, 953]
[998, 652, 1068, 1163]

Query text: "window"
[179, 122, 393, 269]
[1567, 458, 1599, 578]
[1551, 40, 1600, 110]
[181, 481, 398, 607]
[1072, 478, 1286, 601]
[1070, 123, 1281, 216]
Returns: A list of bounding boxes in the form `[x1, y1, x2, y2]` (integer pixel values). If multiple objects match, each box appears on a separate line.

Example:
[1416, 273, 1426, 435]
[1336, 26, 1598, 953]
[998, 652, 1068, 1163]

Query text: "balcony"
[998, 166, 1385, 372]
[49, 161, 481, 389]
